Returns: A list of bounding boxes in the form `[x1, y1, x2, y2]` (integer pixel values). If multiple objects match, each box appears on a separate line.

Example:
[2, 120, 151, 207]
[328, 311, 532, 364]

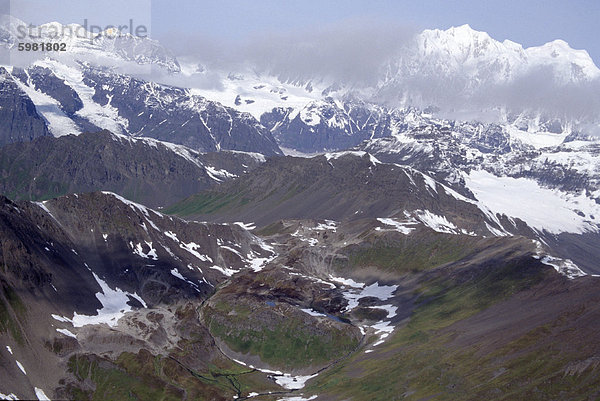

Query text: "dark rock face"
[0, 67, 50, 146]
[0, 191, 271, 311]
[0, 65, 282, 156]
[261, 99, 395, 152]
[0, 191, 278, 400]
[168, 152, 496, 233]
[12, 66, 83, 115]
[81, 67, 282, 155]
[0, 130, 264, 207]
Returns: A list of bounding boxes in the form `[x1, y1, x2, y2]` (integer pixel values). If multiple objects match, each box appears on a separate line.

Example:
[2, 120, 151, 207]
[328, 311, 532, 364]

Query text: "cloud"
[155, 18, 600, 128]
[159, 17, 417, 86]
[239, 18, 417, 85]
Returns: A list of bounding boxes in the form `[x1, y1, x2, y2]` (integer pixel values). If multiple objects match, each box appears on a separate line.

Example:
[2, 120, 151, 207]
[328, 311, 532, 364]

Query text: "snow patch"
[130, 241, 158, 260]
[71, 273, 143, 327]
[328, 275, 364, 289]
[274, 373, 318, 390]
[300, 308, 327, 317]
[464, 170, 600, 234]
[376, 217, 418, 234]
[15, 360, 26, 375]
[234, 222, 256, 230]
[56, 328, 77, 338]
[277, 396, 317, 401]
[34, 388, 50, 401]
[414, 210, 459, 234]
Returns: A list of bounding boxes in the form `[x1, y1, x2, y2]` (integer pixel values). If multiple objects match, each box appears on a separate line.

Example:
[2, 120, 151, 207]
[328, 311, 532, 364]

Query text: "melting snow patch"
[6, 345, 12, 354]
[221, 245, 243, 257]
[205, 166, 237, 182]
[290, 272, 336, 289]
[232, 357, 317, 391]
[34, 388, 50, 401]
[102, 192, 153, 217]
[208, 265, 239, 277]
[274, 373, 318, 390]
[71, 273, 142, 327]
[328, 275, 365, 289]
[421, 173, 438, 194]
[56, 328, 77, 338]
[464, 170, 600, 234]
[131, 241, 158, 260]
[246, 255, 275, 272]
[101, 191, 163, 231]
[343, 283, 398, 310]
[306, 238, 319, 246]
[300, 308, 327, 317]
[376, 217, 418, 234]
[485, 222, 510, 237]
[165, 231, 213, 262]
[34, 202, 57, 221]
[538, 255, 587, 279]
[170, 268, 202, 292]
[370, 320, 395, 346]
[414, 210, 459, 234]
[532, 240, 586, 279]
[277, 396, 317, 401]
[15, 360, 26, 375]
[334, 278, 399, 347]
[51, 314, 71, 323]
[313, 220, 337, 231]
[324, 151, 366, 161]
[0, 392, 19, 400]
[234, 222, 256, 230]
[170, 268, 186, 281]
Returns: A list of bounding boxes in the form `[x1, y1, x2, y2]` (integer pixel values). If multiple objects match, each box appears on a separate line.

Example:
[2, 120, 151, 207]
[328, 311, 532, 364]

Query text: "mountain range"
[1, 14, 600, 401]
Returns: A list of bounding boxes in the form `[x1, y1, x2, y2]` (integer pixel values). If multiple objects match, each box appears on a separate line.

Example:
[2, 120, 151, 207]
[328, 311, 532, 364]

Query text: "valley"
[0, 11, 599, 401]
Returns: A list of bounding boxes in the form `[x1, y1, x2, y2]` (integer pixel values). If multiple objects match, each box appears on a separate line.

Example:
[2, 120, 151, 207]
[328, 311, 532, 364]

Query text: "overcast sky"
[6, 0, 600, 64]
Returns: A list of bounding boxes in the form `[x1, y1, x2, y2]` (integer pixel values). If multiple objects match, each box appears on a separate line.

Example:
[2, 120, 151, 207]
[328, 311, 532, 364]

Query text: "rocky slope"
[0, 67, 50, 146]
[1, 15, 600, 401]
[2, 190, 600, 400]
[168, 150, 599, 276]
[0, 191, 282, 400]
[0, 57, 282, 155]
[0, 130, 266, 208]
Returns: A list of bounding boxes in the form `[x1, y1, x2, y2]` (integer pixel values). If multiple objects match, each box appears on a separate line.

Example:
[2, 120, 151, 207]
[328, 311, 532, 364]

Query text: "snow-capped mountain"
[0, 17, 284, 154]
[3, 14, 600, 401]
[2, 16, 599, 155]
[179, 24, 600, 125]
[395, 24, 599, 86]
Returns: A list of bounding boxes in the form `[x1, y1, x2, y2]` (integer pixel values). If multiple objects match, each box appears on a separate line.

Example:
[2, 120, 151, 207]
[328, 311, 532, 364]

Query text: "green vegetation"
[339, 233, 477, 274]
[68, 353, 184, 401]
[205, 300, 359, 369]
[0, 282, 26, 344]
[304, 260, 583, 401]
[0, 154, 69, 201]
[67, 348, 276, 401]
[164, 191, 248, 216]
